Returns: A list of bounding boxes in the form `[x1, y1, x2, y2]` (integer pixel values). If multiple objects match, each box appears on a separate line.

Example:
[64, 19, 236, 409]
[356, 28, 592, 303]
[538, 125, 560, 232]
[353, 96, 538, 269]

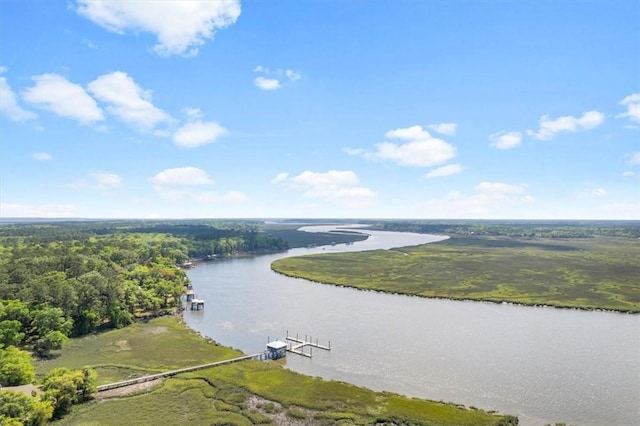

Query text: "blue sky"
[1, 0, 638, 219]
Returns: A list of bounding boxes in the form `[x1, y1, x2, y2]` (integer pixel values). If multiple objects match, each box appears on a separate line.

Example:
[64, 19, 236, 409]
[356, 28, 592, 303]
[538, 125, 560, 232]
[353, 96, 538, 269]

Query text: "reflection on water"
[184, 226, 640, 426]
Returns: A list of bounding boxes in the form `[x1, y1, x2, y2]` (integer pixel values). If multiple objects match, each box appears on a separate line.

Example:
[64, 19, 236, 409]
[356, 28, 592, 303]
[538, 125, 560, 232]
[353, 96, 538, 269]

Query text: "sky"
[1, 0, 639, 220]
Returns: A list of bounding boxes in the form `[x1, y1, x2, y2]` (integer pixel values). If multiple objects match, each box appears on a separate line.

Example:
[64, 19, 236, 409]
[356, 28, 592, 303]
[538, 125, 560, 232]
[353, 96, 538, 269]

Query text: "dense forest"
[0, 220, 293, 424]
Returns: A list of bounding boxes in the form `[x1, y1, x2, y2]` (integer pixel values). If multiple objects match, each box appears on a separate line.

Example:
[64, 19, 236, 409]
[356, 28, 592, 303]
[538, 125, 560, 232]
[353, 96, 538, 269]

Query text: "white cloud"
[276, 170, 377, 208]
[424, 164, 463, 178]
[253, 66, 301, 90]
[254, 76, 281, 91]
[428, 122, 457, 136]
[627, 152, 640, 166]
[527, 110, 604, 141]
[489, 131, 522, 149]
[22, 73, 103, 124]
[578, 188, 607, 199]
[173, 120, 227, 148]
[32, 152, 52, 161]
[619, 93, 640, 124]
[0, 77, 37, 122]
[285, 69, 301, 82]
[91, 172, 122, 189]
[342, 147, 365, 156]
[422, 181, 532, 218]
[87, 71, 170, 131]
[75, 0, 241, 57]
[67, 172, 122, 190]
[270, 172, 289, 184]
[149, 167, 214, 186]
[362, 125, 456, 167]
[0, 203, 77, 218]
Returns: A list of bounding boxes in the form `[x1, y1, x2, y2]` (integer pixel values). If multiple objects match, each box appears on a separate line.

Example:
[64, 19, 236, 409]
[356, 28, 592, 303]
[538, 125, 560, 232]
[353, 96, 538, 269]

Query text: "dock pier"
[285, 331, 331, 358]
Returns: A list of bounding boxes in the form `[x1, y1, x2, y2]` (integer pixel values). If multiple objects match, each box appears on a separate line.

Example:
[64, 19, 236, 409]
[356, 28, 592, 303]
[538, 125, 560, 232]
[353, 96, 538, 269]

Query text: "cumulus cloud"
[270, 172, 289, 184]
[173, 120, 227, 148]
[422, 181, 533, 218]
[619, 93, 640, 124]
[22, 73, 104, 124]
[88, 71, 170, 131]
[489, 131, 522, 149]
[67, 172, 122, 190]
[0, 203, 77, 218]
[149, 166, 213, 186]
[424, 164, 463, 178]
[32, 152, 52, 161]
[356, 125, 456, 167]
[0, 76, 37, 122]
[254, 76, 281, 91]
[253, 66, 301, 90]
[527, 110, 604, 141]
[274, 170, 377, 208]
[428, 122, 457, 136]
[92, 172, 122, 189]
[75, 0, 241, 57]
[149, 167, 245, 203]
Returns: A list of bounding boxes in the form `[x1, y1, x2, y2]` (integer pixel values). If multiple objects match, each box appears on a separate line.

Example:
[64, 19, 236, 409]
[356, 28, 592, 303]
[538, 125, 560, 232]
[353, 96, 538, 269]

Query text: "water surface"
[184, 226, 640, 426]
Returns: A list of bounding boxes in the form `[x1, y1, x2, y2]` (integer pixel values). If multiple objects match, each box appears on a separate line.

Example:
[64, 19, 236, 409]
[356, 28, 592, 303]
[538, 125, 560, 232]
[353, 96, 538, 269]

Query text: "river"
[183, 225, 640, 426]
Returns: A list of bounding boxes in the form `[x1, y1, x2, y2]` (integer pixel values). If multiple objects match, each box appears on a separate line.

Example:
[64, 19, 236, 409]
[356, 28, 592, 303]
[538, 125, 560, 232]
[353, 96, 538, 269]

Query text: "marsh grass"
[35, 317, 242, 383]
[48, 317, 512, 425]
[272, 236, 640, 312]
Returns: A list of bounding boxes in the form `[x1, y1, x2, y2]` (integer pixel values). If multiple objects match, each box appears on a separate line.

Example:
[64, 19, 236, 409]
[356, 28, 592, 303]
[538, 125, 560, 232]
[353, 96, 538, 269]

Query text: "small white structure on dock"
[185, 289, 195, 302]
[266, 340, 288, 359]
[190, 298, 205, 310]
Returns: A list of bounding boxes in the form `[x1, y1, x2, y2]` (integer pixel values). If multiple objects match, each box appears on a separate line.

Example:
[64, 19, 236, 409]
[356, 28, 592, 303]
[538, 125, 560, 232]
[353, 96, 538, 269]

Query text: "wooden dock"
[285, 333, 331, 358]
[97, 353, 263, 393]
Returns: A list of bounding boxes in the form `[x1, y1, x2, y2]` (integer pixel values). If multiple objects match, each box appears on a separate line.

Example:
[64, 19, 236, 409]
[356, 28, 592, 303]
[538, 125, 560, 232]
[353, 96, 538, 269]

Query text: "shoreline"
[270, 267, 640, 314]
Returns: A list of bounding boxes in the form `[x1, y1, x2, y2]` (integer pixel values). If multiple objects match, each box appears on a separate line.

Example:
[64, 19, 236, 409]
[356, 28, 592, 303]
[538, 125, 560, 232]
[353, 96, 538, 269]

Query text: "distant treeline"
[0, 220, 290, 258]
[365, 220, 640, 239]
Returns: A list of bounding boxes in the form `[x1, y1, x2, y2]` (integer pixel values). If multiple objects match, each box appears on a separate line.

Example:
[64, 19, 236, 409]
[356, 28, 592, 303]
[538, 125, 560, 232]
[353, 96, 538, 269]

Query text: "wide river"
[184, 225, 640, 426]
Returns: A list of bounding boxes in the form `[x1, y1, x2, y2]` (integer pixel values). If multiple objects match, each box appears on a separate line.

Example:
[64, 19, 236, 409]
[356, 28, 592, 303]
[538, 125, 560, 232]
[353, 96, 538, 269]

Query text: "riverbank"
[271, 235, 640, 313]
[39, 317, 517, 425]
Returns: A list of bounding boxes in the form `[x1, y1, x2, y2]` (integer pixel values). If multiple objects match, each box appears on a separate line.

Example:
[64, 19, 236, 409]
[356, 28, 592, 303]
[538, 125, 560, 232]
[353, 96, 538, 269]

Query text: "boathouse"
[266, 340, 288, 359]
[185, 290, 195, 302]
[190, 298, 205, 310]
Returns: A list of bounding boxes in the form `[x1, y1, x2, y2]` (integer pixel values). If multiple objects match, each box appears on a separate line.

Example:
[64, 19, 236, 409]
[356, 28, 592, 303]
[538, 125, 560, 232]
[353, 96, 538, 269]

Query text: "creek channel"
[184, 225, 640, 426]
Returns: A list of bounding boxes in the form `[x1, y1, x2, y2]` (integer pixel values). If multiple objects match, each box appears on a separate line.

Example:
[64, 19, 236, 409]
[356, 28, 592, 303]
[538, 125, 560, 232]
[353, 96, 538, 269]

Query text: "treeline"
[0, 220, 290, 257]
[367, 220, 640, 239]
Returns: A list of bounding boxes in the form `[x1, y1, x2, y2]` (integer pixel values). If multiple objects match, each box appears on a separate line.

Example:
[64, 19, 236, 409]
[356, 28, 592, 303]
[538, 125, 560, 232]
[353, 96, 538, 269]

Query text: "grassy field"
[47, 317, 516, 425]
[271, 235, 640, 312]
[35, 317, 243, 384]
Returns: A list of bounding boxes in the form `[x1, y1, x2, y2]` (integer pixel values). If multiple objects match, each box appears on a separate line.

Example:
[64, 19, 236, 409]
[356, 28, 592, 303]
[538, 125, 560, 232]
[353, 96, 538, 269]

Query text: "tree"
[33, 331, 68, 358]
[0, 346, 35, 386]
[31, 307, 72, 338]
[41, 367, 97, 418]
[0, 320, 25, 348]
[0, 390, 53, 426]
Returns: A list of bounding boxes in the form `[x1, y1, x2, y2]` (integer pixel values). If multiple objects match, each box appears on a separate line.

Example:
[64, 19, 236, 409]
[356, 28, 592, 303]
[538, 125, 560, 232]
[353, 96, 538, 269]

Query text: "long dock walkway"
[97, 352, 262, 392]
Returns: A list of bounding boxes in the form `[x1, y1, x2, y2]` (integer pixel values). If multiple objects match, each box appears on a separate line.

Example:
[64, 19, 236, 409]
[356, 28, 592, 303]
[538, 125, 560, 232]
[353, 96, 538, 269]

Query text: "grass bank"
[45, 317, 516, 425]
[271, 236, 640, 313]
